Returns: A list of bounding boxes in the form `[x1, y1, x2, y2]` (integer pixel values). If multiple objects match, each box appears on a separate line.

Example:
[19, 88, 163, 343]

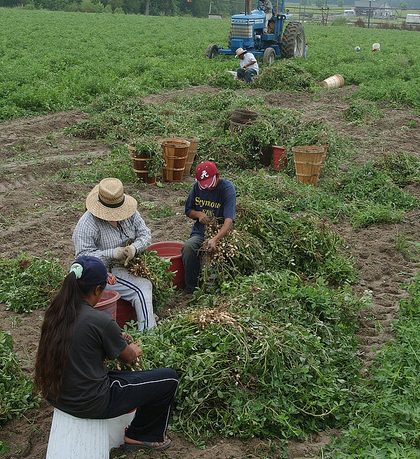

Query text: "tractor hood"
[231, 9, 265, 23]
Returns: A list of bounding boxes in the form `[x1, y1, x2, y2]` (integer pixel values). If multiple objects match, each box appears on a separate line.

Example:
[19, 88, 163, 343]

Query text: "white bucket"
[321, 74, 345, 89]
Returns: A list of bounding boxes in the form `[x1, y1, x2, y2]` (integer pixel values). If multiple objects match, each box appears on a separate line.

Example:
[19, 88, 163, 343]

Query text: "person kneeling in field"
[35, 256, 178, 451]
[182, 161, 236, 293]
[235, 47, 259, 83]
[72, 178, 155, 331]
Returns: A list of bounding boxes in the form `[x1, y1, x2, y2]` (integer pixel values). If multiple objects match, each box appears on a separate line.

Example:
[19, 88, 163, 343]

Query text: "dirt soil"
[0, 86, 419, 459]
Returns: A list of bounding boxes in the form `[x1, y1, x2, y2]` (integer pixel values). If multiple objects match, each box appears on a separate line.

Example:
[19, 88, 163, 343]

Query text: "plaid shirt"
[72, 211, 151, 267]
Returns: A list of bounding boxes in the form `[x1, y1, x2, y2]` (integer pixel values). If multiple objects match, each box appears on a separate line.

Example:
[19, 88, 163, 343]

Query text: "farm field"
[0, 8, 419, 122]
[0, 7, 420, 459]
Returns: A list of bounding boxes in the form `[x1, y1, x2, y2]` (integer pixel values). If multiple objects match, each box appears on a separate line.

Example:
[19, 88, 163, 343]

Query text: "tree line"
[0, 0, 248, 16]
[2, 0, 419, 15]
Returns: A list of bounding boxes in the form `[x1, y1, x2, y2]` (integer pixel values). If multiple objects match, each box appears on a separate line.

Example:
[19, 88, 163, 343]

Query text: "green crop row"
[129, 272, 366, 443]
[0, 332, 39, 426]
[0, 8, 419, 121]
[325, 275, 420, 457]
[0, 255, 64, 313]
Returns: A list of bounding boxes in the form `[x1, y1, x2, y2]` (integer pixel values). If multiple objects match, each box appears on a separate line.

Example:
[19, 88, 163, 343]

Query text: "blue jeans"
[182, 234, 204, 293]
[237, 68, 258, 83]
[100, 368, 178, 443]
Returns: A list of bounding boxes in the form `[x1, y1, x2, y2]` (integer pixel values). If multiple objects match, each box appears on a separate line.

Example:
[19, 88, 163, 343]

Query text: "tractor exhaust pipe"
[245, 0, 252, 15]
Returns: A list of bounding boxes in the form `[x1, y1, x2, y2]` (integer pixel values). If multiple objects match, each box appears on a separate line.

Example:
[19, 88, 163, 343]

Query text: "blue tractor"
[206, 0, 305, 65]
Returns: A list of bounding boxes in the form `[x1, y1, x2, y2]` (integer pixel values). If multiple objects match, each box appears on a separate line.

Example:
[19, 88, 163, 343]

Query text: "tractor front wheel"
[206, 44, 219, 59]
[263, 47, 276, 66]
[281, 22, 305, 58]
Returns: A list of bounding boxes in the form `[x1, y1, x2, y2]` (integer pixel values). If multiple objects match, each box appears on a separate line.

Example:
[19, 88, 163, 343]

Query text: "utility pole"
[245, 0, 252, 15]
[367, 0, 373, 28]
[321, 0, 329, 26]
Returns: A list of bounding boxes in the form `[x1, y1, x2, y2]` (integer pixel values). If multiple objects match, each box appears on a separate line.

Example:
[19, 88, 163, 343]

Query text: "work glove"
[123, 244, 136, 267]
[113, 247, 126, 261]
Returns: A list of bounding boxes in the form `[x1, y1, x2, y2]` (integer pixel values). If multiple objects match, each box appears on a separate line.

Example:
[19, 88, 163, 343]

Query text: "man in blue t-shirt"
[182, 161, 236, 293]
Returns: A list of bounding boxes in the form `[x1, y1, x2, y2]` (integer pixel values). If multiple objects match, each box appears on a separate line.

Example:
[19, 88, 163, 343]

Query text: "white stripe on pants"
[106, 267, 156, 331]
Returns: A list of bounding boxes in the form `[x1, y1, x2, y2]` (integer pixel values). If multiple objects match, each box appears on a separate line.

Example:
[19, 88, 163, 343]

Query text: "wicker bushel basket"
[128, 145, 156, 184]
[161, 138, 190, 182]
[229, 109, 258, 135]
[292, 145, 325, 185]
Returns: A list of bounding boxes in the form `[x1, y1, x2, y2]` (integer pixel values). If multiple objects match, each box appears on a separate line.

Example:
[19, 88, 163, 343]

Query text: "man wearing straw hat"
[235, 48, 259, 83]
[72, 178, 156, 331]
[182, 161, 236, 294]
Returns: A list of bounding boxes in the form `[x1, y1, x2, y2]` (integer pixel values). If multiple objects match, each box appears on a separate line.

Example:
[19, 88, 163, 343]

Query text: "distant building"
[344, 9, 356, 16]
[354, 1, 394, 18]
[406, 13, 420, 24]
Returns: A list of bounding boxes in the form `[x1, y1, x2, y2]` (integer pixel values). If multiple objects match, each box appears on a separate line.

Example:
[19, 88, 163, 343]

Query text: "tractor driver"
[235, 48, 259, 83]
[258, 0, 274, 32]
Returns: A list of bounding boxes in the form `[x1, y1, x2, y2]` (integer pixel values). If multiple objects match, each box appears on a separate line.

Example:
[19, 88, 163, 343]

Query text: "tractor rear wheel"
[263, 47, 276, 66]
[281, 22, 305, 58]
[206, 44, 219, 59]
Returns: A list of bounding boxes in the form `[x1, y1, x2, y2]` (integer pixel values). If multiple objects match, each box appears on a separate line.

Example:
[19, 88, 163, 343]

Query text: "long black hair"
[34, 272, 105, 400]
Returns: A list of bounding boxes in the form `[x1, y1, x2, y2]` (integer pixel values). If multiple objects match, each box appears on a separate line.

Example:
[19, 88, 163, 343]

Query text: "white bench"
[46, 408, 135, 459]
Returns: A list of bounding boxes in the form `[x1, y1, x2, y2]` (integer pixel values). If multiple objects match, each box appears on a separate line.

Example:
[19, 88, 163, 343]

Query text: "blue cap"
[69, 256, 108, 286]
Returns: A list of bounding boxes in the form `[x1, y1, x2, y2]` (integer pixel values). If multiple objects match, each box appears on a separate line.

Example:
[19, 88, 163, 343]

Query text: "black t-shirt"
[50, 301, 126, 418]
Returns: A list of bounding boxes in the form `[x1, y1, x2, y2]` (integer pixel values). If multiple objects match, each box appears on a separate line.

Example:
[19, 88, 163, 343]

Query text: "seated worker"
[72, 178, 156, 331]
[35, 256, 178, 451]
[235, 48, 259, 83]
[182, 161, 236, 294]
[258, 0, 274, 32]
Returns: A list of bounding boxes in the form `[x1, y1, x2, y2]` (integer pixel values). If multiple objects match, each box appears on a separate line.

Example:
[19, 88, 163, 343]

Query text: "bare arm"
[207, 218, 233, 250]
[188, 210, 209, 224]
[119, 343, 142, 364]
[214, 218, 233, 242]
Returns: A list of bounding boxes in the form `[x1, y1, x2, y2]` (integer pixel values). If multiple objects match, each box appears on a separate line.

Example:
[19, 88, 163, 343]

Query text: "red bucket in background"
[147, 241, 185, 289]
[272, 145, 287, 171]
[95, 290, 120, 319]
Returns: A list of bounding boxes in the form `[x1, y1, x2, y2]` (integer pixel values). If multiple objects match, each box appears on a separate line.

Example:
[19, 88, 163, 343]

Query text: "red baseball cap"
[195, 161, 218, 189]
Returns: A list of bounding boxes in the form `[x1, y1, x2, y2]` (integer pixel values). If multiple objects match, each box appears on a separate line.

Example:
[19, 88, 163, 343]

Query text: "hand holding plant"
[123, 244, 136, 266]
[126, 251, 175, 312]
[206, 237, 218, 251]
[198, 212, 210, 225]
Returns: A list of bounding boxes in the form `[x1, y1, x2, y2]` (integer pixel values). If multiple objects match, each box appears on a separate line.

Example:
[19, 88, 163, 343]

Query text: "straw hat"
[235, 47, 247, 57]
[86, 178, 137, 221]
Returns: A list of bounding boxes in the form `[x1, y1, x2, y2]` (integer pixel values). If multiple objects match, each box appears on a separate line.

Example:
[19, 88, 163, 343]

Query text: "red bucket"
[272, 145, 287, 171]
[116, 299, 137, 328]
[95, 290, 120, 319]
[147, 241, 185, 289]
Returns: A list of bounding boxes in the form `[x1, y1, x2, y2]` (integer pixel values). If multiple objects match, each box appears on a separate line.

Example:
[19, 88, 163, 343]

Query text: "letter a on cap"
[195, 161, 218, 189]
